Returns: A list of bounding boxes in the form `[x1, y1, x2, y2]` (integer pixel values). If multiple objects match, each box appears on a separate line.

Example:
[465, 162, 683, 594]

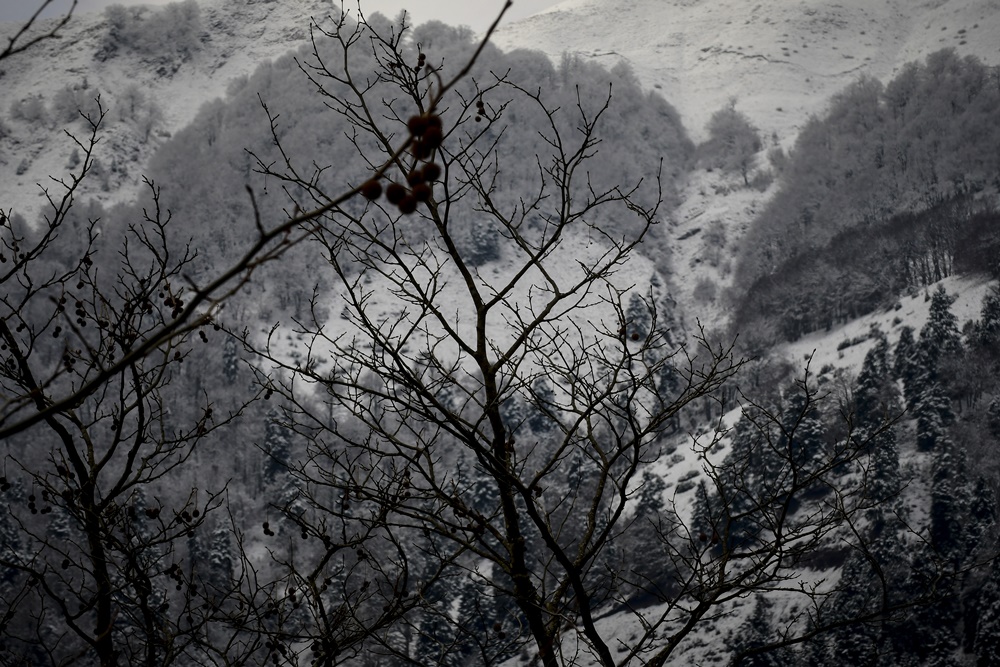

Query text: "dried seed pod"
[412, 183, 432, 202]
[421, 162, 441, 181]
[407, 115, 429, 137]
[385, 183, 407, 205]
[397, 195, 418, 215]
[422, 125, 443, 150]
[359, 178, 383, 200]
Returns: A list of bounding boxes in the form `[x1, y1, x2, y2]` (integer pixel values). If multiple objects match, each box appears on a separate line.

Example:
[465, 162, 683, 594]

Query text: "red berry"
[412, 183, 432, 202]
[397, 196, 418, 215]
[359, 179, 382, 200]
[421, 162, 441, 181]
[385, 183, 407, 205]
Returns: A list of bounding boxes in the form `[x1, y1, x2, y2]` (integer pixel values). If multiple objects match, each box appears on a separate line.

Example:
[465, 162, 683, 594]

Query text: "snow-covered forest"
[1, 1, 999, 665]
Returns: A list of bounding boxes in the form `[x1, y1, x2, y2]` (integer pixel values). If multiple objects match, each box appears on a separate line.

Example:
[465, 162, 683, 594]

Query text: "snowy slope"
[495, 0, 1000, 329]
[0, 0, 335, 221]
[494, 0, 1000, 145]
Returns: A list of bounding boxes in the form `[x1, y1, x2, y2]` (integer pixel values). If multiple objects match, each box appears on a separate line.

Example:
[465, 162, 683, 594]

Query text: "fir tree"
[730, 595, 790, 666]
[893, 325, 917, 384]
[920, 285, 963, 365]
[914, 380, 954, 452]
[966, 476, 997, 559]
[780, 383, 827, 470]
[974, 284, 1000, 349]
[974, 558, 1000, 667]
[262, 406, 293, 487]
[930, 441, 970, 567]
[626, 473, 672, 601]
[825, 551, 882, 666]
[855, 334, 900, 431]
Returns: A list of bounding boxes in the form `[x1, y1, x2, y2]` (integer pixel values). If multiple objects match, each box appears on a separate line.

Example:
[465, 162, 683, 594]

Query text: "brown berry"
[406, 170, 425, 187]
[412, 140, 433, 160]
[397, 196, 418, 215]
[385, 183, 407, 205]
[359, 179, 382, 200]
[407, 115, 429, 137]
[412, 183, 432, 202]
[422, 126, 443, 149]
[422, 162, 441, 181]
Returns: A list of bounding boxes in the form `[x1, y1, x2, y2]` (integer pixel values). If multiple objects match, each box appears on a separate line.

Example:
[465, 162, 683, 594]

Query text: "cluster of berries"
[387, 50, 428, 75]
[27, 492, 52, 516]
[165, 562, 185, 591]
[475, 97, 486, 122]
[359, 113, 444, 215]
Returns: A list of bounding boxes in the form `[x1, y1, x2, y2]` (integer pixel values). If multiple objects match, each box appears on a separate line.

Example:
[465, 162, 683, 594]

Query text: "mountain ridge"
[494, 0, 1000, 144]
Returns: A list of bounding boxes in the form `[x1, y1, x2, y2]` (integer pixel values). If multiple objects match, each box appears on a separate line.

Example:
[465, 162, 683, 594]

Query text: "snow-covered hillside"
[494, 0, 1000, 329]
[494, 0, 1000, 145]
[0, 0, 334, 220]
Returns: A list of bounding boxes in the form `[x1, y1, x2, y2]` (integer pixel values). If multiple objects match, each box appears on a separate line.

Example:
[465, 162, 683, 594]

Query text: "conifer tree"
[825, 551, 882, 666]
[731, 595, 791, 666]
[931, 441, 971, 567]
[893, 325, 919, 398]
[855, 334, 900, 430]
[920, 286, 963, 365]
[974, 558, 1000, 667]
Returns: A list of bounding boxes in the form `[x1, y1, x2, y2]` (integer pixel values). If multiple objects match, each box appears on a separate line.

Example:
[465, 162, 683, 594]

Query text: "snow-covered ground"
[3, 1, 998, 663]
[0, 0, 335, 221]
[782, 272, 995, 376]
[494, 0, 1000, 145]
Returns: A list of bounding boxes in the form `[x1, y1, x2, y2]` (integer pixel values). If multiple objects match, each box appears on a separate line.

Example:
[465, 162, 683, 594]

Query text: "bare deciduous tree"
[1, 3, 989, 666]
[234, 10, 958, 667]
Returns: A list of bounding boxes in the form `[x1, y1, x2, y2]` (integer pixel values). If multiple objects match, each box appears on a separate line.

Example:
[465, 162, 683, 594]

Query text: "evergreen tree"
[690, 480, 719, 546]
[205, 520, 235, 595]
[626, 474, 672, 601]
[893, 326, 919, 404]
[730, 595, 790, 666]
[262, 406, 293, 487]
[0, 484, 25, 586]
[855, 334, 900, 430]
[867, 425, 902, 533]
[222, 335, 241, 384]
[780, 383, 827, 470]
[974, 558, 1000, 667]
[914, 380, 954, 451]
[966, 476, 997, 558]
[975, 284, 1000, 349]
[625, 291, 653, 340]
[825, 551, 883, 666]
[719, 413, 768, 551]
[930, 441, 970, 567]
[920, 286, 962, 361]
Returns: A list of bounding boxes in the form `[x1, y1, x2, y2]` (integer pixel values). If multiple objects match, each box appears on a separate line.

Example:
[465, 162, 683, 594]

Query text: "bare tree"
[0, 99, 262, 666]
[1, 3, 989, 666]
[230, 10, 959, 667]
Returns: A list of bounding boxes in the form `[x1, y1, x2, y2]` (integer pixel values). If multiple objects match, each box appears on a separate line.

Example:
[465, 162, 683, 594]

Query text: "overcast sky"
[0, 0, 562, 32]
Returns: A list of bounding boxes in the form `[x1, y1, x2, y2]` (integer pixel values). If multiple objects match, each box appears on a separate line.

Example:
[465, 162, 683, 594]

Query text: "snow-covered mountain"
[495, 0, 1000, 328]
[0, 0, 334, 221]
[3, 2, 999, 665]
[495, 0, 1000, 144]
